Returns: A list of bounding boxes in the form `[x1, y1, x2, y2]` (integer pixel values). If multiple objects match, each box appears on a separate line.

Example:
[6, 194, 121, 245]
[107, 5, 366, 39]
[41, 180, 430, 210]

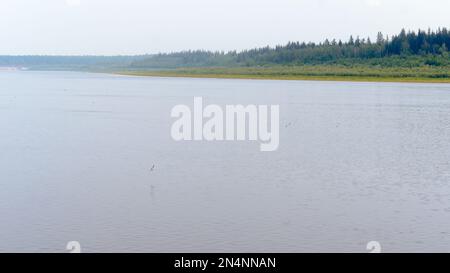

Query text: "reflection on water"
[1, 71, 450, 252]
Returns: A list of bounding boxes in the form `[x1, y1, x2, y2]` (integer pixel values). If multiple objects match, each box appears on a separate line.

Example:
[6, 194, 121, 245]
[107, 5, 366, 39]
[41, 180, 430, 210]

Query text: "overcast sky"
[0, 0, 448, 55]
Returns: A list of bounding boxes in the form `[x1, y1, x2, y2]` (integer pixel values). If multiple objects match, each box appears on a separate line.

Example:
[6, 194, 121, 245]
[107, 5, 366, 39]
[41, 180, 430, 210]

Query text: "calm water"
[1, 71, 450, 253]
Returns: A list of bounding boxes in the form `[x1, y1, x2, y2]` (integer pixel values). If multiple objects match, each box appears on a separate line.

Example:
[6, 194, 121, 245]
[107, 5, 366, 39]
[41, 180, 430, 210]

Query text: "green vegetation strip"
[117, 65, 450, 83]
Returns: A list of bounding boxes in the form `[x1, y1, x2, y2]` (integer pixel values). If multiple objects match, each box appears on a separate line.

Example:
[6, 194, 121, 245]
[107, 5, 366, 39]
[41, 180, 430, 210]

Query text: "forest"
[130, 28, 450, 68]
[1, 27, 449, 82]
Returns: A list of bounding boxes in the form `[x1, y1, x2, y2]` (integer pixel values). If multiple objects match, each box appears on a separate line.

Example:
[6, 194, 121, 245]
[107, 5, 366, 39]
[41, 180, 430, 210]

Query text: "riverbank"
[116, 65, 450, 83]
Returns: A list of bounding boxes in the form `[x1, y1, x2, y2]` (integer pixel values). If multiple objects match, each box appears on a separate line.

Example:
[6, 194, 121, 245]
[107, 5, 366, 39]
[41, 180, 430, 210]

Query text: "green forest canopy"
[0, 27, 449, 70]
[130, 27, 450, 68]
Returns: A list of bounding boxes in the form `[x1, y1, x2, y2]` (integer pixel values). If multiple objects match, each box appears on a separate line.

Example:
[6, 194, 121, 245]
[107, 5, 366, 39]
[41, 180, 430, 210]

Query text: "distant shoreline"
[115, 69, 450, 84]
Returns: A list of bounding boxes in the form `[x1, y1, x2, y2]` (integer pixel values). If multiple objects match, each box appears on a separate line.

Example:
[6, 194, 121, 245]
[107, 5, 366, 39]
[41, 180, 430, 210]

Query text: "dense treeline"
[130, 51, 235, 68]
[0, 55, 147, 71]
[131, 28, 450, 68]
[0, 28, 448, 70]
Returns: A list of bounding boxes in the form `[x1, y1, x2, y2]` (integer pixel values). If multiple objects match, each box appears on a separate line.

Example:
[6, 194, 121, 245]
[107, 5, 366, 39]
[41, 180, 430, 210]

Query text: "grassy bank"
[117, 65, 450, 83]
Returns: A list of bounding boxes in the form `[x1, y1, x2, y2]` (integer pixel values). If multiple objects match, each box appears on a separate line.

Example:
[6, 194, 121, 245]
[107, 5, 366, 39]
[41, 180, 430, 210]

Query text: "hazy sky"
[0, 0, 448, 55]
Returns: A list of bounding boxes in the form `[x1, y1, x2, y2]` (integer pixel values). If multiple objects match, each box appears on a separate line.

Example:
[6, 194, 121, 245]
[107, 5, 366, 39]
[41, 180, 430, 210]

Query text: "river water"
[1, 71, 450, 252]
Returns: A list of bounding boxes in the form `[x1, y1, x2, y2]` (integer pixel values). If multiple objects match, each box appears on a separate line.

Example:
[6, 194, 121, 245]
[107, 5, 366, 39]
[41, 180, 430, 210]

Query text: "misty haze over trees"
[0, 28, 448, 70]
[131, 28, 450, 68]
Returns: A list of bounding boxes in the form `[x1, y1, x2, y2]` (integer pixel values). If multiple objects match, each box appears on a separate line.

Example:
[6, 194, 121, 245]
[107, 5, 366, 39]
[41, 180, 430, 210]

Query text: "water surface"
[1, 71, 450, 252]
